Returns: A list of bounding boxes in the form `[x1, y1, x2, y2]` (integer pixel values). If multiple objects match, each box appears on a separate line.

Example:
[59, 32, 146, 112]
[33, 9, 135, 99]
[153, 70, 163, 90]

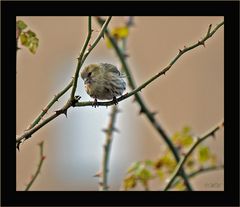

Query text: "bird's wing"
[100, 63, 120, 76]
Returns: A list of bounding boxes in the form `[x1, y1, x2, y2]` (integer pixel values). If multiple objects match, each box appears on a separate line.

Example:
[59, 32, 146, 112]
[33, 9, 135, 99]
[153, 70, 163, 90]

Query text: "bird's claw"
[92, 98, 99, 108]
[113, 96, 118, 105]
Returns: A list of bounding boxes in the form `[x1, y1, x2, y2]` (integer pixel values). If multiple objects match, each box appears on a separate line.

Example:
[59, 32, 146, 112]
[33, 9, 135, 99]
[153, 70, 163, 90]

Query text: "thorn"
[63, 110, 68, 118]
[211, 132, 216, 139]
[150, 111, 158, 116]
[207, 24, 212, 36]
[41, 156, 46, 160]
[123, 53, 129, 58]
[93, 171, 102, 177]
[102, 128, 109, 133]
[101, 33, 105, 39]
[112, 127, 120, 133]
[54, 95, 59, 101]
[181, 151, 187, 156]
[16, 141, 22, 151]
[139, 108, 144, 115]
[179, 49, 182, 53]
[88, 44, 92, 48]
[184, 45, 187, 49]
[198, 40, 205, 47]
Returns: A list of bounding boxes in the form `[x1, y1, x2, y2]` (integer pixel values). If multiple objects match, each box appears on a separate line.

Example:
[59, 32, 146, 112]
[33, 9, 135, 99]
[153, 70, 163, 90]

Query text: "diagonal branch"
[84, 18, 223, 190]
[78, 20, 224, 109]
[16, 17, 112, 149]
[26, 81, 73, 130]
[170, 165, 224, 189]
[164, 121, 224, 191]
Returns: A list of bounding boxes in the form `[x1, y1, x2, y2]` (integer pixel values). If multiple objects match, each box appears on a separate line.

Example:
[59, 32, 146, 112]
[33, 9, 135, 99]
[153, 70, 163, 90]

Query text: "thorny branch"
[98, 105, 119, 191]
[16, 16, 112, 149]
[93, 18, 223, 190]
[164, 121, 224, 191]
[16, 19, 224, 156]
[76, 20, 224, 108]
[24, 141, 45, 191]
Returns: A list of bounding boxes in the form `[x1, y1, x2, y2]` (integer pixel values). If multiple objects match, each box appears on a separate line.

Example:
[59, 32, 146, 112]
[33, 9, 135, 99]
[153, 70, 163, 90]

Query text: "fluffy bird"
[81, 63, 126, 106]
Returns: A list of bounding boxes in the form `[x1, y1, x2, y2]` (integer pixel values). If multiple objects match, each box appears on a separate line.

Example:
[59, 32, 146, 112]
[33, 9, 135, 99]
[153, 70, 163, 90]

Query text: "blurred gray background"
[16, 16, 224, 191]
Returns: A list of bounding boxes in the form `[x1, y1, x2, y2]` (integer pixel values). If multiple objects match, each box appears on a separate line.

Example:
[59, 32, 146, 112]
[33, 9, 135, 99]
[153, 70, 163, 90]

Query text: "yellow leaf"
[124, 175, 136, 190]
[105, 37, 113, 48]
[112, 26, 129, 39]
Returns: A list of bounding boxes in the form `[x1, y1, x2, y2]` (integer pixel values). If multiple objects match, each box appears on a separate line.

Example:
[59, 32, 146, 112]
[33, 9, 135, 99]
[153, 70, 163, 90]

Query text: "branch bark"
[99, 105, 119, 191]
[16, 16, 112, 149]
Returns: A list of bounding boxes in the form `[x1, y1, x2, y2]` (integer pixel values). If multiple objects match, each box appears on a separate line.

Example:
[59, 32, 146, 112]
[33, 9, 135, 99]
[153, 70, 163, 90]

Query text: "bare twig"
[24, 141, 45, 191]
[164, 121, 224, 191]
[99, 105, 119, 191]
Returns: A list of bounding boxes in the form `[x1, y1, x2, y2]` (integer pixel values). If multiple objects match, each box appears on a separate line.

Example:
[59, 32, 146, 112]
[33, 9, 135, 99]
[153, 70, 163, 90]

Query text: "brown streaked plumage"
[81, 63, 126, 105]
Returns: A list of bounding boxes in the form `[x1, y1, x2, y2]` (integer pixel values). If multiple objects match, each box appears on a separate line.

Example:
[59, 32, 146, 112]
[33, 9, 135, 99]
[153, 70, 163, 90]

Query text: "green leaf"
[181, 135, 193, 147]
[198, 146, 210, 163]
[161, 153, 176, 170]
[186, 157, 195, 169]
[174, 178, 186, 191]
[172, 126, 193, 147]
[29, 37, 39, 54]
[17, 20, 27, 30]
[145, 160, 154, 166]
[26, 30, 36, 37]
[138, 168, 152, 181]
[20, 33, 28, 45]
[182, 126, 191, 134]
[127, 162, 141, 174]
[156, 169, 164, 180]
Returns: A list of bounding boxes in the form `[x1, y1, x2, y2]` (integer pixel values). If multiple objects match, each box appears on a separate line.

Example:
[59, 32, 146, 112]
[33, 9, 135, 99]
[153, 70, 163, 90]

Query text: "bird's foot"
[113, 96, 118, 105]
[92, 98, 99, 108]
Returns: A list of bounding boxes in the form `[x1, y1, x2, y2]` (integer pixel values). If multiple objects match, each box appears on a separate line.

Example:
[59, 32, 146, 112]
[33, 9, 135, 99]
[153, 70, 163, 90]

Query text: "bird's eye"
[88, 72, 92, 77]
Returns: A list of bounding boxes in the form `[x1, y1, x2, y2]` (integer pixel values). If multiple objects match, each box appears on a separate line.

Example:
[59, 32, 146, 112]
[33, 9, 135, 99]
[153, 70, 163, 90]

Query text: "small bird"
[81, 63, 126, 106]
